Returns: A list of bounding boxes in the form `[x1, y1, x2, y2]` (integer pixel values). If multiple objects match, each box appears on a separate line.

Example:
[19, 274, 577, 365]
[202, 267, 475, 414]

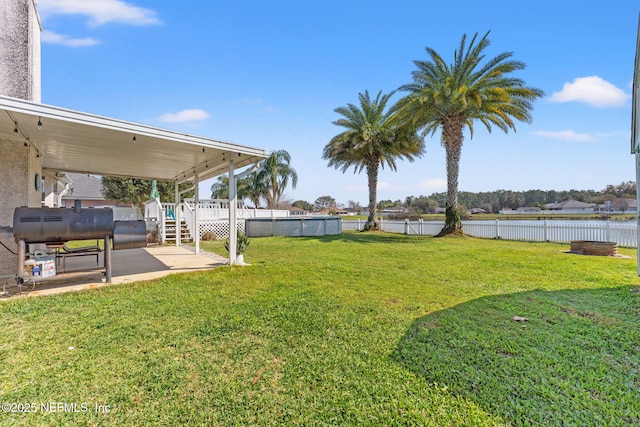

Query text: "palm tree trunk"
[266, 187, 275, 209]
[438, 117, 464, 236]
[364, 160, 379, 231]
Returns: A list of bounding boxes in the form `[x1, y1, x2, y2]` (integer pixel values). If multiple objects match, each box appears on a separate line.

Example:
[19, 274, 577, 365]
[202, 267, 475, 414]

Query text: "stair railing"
[159, 203, 177, 244]
[182, 202, 195, 241]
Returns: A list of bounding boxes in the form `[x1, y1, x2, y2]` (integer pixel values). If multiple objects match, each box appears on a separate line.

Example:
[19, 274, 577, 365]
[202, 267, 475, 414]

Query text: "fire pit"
[570, 240, 618, 256]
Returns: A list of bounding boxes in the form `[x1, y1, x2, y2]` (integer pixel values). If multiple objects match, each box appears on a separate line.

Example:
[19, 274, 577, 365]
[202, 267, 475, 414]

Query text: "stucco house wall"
[0, 0, 42, 276]
[0, 0, 41, 102]
[0, 138, 42, 276]
[0, 139, 29, 227]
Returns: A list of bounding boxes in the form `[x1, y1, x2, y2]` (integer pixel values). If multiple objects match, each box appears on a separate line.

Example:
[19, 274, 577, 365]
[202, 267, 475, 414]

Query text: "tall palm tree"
[244, 169, 267, 208]
[397, 31, 544, 235]
[210, 174, 231, 200]
[210, 173, 255, 205]
[323, 90, 425, 231]
[259, 150, 298, 209]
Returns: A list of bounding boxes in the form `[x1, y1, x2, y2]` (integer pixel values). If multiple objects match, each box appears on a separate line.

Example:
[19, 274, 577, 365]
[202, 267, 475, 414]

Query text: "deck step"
[162, 219, 192, 243]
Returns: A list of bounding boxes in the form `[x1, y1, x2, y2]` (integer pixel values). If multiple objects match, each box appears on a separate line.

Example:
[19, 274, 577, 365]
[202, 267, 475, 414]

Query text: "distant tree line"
[288, 181, 637, 215]
[381, 181, 637, 214]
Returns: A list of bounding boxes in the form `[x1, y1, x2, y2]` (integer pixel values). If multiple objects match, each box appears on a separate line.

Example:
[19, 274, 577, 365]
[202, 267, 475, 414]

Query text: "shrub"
[201, 231, 216, 241]
[224, 230, 250, 255]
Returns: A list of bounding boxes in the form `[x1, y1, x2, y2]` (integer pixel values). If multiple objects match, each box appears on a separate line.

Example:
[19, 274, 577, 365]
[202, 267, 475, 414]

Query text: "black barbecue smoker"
[12, 201, 147, 283]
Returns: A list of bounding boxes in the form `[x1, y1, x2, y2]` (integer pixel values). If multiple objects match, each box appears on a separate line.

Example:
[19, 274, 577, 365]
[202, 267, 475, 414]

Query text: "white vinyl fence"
[342, 219, 638, 248]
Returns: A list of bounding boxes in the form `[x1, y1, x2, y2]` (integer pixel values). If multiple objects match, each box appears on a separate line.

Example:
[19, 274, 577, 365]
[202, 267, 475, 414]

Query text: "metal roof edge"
[0, 95, 269, 157]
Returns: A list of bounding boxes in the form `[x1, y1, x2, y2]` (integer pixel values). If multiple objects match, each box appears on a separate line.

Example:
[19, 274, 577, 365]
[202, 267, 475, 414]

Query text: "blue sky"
[37, 0, 638, 206]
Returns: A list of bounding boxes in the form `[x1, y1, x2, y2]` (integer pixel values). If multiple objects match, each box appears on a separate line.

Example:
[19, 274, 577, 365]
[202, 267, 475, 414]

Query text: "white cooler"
[25, 255, 56, 278]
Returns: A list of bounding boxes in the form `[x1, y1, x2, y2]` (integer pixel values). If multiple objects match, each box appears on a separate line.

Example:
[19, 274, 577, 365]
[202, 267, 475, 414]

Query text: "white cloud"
[157, 109, 210, 123]
[419, 178, 447, 192]
[41, 30, 100, 47]
[533, 130, 597, 142]
[548, 76, 630, 108]
[37, 0, 161, 26]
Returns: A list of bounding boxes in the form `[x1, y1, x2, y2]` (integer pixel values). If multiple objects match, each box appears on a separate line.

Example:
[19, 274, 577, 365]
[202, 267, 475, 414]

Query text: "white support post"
[160, 210, 166, 244]
[228, 160, 237, 265]
[175, 181, 181, 247]
[636, 153, 640, 275]
[194, 174, 200, 255]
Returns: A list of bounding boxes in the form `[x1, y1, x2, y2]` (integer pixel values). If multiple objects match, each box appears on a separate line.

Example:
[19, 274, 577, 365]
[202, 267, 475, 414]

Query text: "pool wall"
[245, 217, 342, 237]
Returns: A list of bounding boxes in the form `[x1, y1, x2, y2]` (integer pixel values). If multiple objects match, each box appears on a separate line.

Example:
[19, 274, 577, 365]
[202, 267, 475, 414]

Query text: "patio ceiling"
[0, 96, 269, 183]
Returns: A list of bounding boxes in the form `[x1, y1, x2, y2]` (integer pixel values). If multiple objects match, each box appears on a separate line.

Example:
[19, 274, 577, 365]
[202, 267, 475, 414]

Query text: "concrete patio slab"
[1, 245, 228, 298]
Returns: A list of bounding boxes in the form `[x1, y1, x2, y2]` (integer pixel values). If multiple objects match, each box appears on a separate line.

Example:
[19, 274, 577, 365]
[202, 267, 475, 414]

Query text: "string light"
[13, 122, 18, 133]
[132, 135, 137, 142]
[37, 117, 42, 129]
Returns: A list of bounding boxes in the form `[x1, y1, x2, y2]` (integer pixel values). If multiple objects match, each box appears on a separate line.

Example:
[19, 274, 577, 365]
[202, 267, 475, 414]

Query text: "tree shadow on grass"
[299, 231, 422, 245]
[392, 286, 640, 426]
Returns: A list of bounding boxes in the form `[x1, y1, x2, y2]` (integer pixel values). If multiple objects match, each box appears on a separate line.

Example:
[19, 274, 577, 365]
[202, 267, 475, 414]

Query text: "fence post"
[419, 218, 423, 235]
[495, 219, 500, 239]
[404, 219, 409, 235]
[544, 219, 548, 242]
[606, 220, 611, 242]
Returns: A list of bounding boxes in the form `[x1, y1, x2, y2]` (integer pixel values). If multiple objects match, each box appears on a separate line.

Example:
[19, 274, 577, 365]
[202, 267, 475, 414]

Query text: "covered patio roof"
[0, 95, 269, 183]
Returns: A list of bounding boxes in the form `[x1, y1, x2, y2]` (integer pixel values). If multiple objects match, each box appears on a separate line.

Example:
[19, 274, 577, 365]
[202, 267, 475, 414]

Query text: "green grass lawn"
[1, 232, 638, 426]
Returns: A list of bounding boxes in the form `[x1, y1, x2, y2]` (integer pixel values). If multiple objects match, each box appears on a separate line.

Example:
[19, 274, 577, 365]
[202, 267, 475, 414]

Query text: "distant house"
[499, 206, 542, 214]
[289, 207, 307, 216]
[469, 207, 487, 214]
[547, 199, 597, 213]
[516, 206, 542, 214]
[610, 198, 637, 212]
[61, 173, 113, 208]
[379, 206, 407, 216]
[315, 208, 349, 216]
